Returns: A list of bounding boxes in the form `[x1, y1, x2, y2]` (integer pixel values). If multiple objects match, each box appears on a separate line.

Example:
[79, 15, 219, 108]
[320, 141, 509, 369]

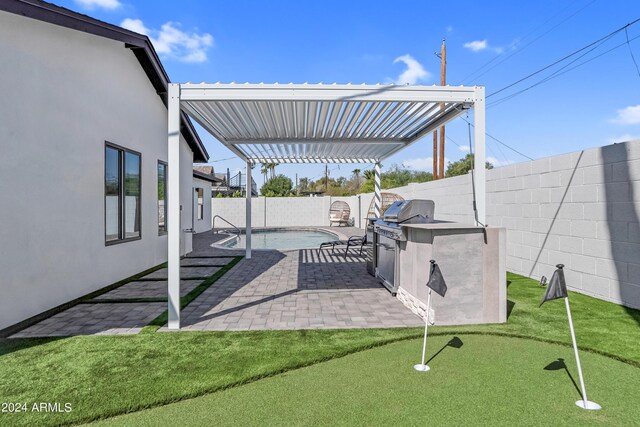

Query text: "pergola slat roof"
[180, 83, 479, 164]
[166, 82, 486, 330]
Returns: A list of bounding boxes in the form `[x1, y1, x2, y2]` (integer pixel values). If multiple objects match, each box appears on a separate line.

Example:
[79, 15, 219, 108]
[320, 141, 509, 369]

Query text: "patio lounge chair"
[319, 233, 367, 257]
[329, 201, 351, 226]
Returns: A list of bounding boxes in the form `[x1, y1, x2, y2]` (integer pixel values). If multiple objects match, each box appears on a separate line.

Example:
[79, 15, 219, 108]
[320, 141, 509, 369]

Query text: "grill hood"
[382, 200, 435, 224]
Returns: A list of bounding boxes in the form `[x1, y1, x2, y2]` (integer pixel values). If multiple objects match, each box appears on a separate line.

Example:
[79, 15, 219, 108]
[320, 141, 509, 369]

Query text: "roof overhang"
[193, 170, 221, 183]
[179, 83, 481, 164]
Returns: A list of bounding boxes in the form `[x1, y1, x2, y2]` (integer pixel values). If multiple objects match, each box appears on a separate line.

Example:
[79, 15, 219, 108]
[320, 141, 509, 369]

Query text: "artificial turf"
[92, 335, 640, 426]
[0, 272, 638, 427]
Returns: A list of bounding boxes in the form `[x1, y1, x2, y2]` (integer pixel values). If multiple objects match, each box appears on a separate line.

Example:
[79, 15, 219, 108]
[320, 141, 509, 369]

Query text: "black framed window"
[105, 143, 141, 244]
[158, 161, 167, 234]
[196, 187, 204, 220]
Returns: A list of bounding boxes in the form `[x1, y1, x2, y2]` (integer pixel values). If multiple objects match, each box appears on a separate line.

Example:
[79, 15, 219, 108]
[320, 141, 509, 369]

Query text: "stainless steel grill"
[373, 200, 435, 293]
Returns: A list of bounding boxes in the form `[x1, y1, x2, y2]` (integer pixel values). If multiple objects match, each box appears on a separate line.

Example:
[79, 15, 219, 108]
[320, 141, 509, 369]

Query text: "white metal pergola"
[167, 83, 485, 329]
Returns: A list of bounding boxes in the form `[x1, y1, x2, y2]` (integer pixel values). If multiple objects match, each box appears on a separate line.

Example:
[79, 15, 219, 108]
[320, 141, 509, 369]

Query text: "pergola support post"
[473, 86, 486, 226]
[374, 162, 382, 218]
[167, 83, 181, 330]
[245, 160, 252, 259]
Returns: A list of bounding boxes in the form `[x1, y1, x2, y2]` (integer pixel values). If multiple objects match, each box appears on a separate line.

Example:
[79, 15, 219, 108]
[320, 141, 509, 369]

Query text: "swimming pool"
[217, 229, 338, 251]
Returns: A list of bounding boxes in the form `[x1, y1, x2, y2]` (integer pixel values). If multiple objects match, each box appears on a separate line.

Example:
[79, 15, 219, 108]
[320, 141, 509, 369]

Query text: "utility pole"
[438, 38, 446, 179]
[433, 132, 438, 180]
[432, 39, 446, 179]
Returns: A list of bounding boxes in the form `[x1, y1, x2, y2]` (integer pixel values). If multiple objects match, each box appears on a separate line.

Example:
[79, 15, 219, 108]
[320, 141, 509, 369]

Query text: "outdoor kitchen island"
[394, 222, 507, 326]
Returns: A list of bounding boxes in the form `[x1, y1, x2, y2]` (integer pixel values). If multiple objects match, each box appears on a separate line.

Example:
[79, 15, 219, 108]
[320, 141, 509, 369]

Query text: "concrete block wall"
[210, 140, 640, 309]
[358, 174, 475, 225]
[211, 195, 361, 228]
[486, 141, 640, 309]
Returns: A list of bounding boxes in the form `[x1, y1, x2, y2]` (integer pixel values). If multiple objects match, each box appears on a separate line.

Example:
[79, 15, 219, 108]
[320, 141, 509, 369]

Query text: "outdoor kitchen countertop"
[400, 221, 483, 230]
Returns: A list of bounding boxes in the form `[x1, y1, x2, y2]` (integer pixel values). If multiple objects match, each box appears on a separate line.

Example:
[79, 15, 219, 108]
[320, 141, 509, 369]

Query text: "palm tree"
[363, 169, 375, 181]
[260, 163, 270, 184]
[352, 168, 361, 188]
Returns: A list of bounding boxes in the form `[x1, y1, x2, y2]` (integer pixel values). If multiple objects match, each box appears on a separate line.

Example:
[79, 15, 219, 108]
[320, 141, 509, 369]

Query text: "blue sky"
[61, 0, 640, 183]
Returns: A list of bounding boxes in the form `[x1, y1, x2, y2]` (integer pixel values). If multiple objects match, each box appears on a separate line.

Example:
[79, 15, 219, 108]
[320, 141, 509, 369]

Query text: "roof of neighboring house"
[193, 166, 221, 183]
[193, 165, 214, 175]
[1, 0, 209, 163]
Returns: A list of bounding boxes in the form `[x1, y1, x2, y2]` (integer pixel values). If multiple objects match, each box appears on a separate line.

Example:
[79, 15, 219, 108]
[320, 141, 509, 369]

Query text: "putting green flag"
[426, 260, 447, 298]
[538, 264, 601, 410]
[540, 264, 568, 306]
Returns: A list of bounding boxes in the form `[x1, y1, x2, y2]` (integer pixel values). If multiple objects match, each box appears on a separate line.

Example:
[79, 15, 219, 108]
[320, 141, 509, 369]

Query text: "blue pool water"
[221, 229, 337, 251]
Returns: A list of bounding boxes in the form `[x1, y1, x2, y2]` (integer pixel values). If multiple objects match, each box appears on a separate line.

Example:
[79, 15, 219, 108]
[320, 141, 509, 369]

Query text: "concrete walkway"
[11, 228, 422, 337]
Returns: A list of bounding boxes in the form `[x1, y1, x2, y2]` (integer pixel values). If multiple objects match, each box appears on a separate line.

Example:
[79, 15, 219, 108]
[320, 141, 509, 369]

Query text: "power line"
[462, 0, 597, 84]
[487, 18, 640, 99]
[460, 117, 534, 161]
[488, 31, 640, 108]
[447, 134, 513, 166]
[625, 27, 640, 79]
[487, 33, 613, 107]
[207, 156, 237, 163]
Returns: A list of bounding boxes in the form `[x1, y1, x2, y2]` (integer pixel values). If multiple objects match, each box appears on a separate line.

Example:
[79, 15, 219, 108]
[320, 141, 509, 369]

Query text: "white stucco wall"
[0, 11, 195, 329]
[212, 196, 360, 228]
[193, 177, 213, 233]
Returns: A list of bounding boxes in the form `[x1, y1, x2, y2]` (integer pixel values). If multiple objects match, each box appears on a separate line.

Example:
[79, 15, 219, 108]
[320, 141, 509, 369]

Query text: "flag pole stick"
[565, 297, 601, 410]
[414, 289, 432, 372]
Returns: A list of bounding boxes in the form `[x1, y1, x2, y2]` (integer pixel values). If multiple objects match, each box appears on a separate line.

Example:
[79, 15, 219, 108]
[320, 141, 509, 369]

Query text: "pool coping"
[211, 227, 349, 251]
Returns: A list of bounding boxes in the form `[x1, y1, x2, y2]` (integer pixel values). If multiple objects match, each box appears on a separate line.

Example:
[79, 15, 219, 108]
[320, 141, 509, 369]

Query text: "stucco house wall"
[193, 177, 213, 234]
[0, 10, 196, 330]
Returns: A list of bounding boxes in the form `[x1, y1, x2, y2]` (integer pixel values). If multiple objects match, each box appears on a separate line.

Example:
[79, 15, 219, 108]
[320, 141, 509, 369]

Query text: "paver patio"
[165, 231, 423, 331]
[11, 303, 166, 337]
[141, 266, 221, 280]
[10, 228, 422, 337]
[94, 280, 202, 300]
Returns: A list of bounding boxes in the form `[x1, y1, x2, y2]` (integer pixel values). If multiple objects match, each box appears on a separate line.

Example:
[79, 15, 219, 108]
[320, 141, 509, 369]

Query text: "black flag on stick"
[426, 259, 447, 297]
[539, 264, 601, 411]
[540, 263, 568, 306]
[415, 260, 447, 372]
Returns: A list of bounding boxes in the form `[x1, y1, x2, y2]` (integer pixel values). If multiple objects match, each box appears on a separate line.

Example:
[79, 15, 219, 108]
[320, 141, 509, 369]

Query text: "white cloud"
[120, 18, 150, 36]
[464, 39, 504, 54]
[611, 105, 640, 125]
[458, 145, 470, 152]
[607, 134, 640, 144]
[393, 54, 430, 85]
[73, 0, 121, 10]
[121, 19, 214, 63]
[464, 40, 488, 52]
[402, 157, 450, 172]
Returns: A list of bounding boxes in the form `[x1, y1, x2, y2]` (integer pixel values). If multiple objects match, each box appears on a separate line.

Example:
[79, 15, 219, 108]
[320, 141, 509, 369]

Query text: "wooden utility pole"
[432, 38, 447, 179]
[433, 132, 438, 179]
[438, 38, 446, 179]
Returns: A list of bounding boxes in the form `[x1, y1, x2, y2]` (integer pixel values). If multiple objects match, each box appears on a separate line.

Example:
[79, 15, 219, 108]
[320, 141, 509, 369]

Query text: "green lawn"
[0, 272, 638, 427]
[93, 335, 640, 426]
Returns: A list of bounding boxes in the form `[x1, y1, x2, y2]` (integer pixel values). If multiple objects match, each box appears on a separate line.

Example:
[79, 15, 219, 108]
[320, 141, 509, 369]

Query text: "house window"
[158, 161, 167, 234]
[105, 143, 141, 244]
[196, 187, 204, 220]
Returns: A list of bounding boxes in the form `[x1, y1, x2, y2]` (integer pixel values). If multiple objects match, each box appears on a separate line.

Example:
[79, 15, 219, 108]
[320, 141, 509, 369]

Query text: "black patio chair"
[319, 233, 368, 257]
